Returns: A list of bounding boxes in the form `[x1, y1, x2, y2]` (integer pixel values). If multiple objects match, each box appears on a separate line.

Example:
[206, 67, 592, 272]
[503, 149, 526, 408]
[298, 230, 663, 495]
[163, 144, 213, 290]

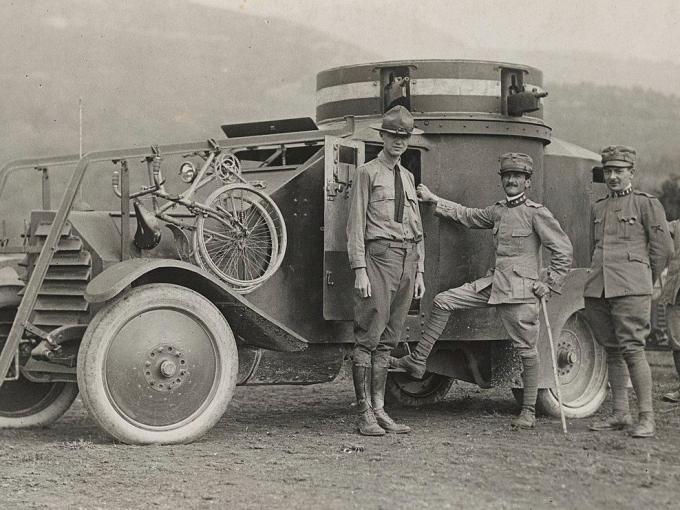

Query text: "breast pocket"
[511, 228, 533, 253]
[617, 213, 639, 240]
[369, 185, 395, 222]
[593, 216, 604, 242]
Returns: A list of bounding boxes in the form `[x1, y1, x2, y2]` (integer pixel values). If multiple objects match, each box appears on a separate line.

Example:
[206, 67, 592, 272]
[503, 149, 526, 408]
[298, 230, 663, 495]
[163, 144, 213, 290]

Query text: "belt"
[369, 238, 418, 249]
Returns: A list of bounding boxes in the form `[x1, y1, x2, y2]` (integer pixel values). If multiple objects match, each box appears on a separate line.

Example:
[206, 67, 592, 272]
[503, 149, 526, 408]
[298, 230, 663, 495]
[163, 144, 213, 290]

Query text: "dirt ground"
[1, 352, 679, 510]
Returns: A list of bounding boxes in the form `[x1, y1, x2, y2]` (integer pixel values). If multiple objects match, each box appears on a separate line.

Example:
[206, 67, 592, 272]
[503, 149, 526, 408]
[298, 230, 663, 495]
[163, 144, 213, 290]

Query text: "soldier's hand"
[414, 272, 425, 299]
[416, 184, 438, 203]
[532, 281, 551, 299]
[354, 268, 371, 298]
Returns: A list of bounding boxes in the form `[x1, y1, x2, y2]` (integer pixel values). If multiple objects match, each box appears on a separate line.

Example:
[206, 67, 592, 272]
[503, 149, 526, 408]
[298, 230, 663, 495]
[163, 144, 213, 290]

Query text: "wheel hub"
[556, 330, 581, 382]
[143, 344, 189, 392]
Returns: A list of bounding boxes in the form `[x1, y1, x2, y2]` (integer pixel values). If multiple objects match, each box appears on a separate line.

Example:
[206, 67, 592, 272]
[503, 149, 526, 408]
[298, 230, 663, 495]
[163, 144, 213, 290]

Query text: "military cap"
[498, 152, 533, 175]
[601, 145, 636, 168]
[371, 105, 424, 136]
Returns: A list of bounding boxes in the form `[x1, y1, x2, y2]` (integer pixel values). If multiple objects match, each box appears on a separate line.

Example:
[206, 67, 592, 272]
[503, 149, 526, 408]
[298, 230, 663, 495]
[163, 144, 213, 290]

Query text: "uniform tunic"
[346, 151, 425, 367]
[432, 196, 573, 356]
[584, 189, 673, 353]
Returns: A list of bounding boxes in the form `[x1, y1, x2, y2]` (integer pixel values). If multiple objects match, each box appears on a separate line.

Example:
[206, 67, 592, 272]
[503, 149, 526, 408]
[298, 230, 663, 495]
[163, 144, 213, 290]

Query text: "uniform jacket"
[655, 219, 680, 305]
[435, 196, 573, 305]
[585, 190, 674, 298]
[346, 151, 425, 272]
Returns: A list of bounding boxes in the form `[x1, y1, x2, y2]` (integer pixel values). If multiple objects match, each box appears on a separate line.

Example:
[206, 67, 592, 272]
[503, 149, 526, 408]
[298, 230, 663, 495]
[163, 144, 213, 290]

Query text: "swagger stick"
[541, 295, 568, 434]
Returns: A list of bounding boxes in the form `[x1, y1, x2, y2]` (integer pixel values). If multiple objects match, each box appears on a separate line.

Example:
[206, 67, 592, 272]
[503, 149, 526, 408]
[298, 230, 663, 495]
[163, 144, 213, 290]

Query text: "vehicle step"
[44, 266, 92, 281]
[31, 237, 84, 252]
[34, 296, 89, 312]
[31, 310, 89, 327]
[45, 251, 91, 266]
[34, 222, 72, 238]
[18, 282, 88, 297]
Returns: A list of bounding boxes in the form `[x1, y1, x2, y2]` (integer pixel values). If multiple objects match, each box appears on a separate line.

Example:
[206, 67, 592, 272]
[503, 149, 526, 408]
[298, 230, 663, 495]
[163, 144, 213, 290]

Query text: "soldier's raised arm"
[418, 184, 495, 229]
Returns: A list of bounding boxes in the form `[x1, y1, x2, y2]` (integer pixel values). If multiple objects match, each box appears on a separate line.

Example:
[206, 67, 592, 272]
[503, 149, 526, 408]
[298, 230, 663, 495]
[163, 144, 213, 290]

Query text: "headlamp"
[179, 162, 196, 183]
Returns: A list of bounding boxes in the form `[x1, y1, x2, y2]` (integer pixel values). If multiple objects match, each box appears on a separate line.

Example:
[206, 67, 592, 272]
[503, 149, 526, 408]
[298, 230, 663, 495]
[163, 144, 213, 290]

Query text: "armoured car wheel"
[195, 184, 287, 290]
[512, 312, 608, 419]
[385, 371, 454, 406]
[665, 304, 680, 346]
[0, 305, 78, 427]
[77, 284, 238, 445]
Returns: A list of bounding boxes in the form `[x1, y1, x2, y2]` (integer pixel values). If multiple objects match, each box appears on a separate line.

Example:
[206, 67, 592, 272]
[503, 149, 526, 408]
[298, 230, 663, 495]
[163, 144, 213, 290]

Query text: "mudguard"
[85, 258, 309, 352]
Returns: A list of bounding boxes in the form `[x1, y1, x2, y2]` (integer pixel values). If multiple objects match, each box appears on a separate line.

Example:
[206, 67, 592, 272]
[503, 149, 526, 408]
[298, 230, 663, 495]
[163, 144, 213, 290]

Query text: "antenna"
[79, 98, 83, 158]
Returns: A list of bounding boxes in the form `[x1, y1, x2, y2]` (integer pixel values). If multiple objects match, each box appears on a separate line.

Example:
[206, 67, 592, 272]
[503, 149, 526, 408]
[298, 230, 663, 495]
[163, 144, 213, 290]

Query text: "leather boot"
[371, 365, 410, 434]
[352, 365, 385, 436]
[589, 412, 633, 431]
[511, 356, 537, 430]
[631, 411, 655, 438]
[662, 351, 680, 402]
[389, 307, 450, 379]
[590, 352, 632, 431]
[511, 408, 536, 429]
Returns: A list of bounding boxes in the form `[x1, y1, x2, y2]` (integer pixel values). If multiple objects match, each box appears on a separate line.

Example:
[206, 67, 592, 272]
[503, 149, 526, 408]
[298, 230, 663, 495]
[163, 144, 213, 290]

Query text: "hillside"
[1, 1, 680, 237]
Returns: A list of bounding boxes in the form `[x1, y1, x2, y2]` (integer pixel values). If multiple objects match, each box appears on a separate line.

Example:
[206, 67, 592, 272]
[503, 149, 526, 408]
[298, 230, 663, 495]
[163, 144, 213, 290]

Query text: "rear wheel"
[0, 304, 78, 427]
[385, 371, 454, 406]
[77, 284, 238, 444]
[513, 311, 607, 418]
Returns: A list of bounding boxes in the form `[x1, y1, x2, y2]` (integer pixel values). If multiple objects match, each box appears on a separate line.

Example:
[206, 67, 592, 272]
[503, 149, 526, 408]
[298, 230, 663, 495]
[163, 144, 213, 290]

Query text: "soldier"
[586, 145, 673, 438]
[655, 219, 680, 403]
[346, 105, 426, 436]
[391, 153, 573, 429]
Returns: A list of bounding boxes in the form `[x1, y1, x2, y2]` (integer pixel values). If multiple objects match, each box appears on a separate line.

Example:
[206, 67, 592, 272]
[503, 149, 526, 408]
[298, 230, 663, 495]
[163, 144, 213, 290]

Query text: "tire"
[514, 311, 608, 419]
[665, 304, 680, 349]
[385, 371, 454, 407]
[77, 284, 238, 444]
[195, 184, 287, 290]
[0, 304, 78, 428]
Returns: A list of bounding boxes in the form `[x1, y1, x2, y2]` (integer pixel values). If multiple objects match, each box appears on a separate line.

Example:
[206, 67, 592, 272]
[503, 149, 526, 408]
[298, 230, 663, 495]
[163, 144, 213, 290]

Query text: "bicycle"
[113, 142, 287, 293]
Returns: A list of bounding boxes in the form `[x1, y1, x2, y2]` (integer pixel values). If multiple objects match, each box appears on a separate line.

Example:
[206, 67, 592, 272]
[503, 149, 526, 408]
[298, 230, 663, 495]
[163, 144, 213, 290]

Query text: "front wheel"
[77, 284, 238, 444]
[385, 371, 454, 407]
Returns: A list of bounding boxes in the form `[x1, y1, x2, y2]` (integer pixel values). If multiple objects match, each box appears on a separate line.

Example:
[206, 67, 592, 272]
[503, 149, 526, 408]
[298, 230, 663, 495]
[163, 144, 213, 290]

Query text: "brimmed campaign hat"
[498, 152, 533, 176]
[601, 145, 636, 168]
[371, 105, 424, 136]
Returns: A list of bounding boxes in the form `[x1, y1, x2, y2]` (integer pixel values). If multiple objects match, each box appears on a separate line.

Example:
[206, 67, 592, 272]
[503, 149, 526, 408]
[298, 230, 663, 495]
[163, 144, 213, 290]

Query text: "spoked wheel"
[513, 311, 608, 418]
[385, 371, 454, 407]
[77, 284, 238, 444]
[0, 305, 78, 427]
[195, 184, 287, 291]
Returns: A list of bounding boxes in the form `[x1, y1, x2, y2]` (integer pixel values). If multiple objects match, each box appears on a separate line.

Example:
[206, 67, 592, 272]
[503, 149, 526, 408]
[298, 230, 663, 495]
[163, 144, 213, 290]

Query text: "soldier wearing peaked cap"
[391, 152, 573, 429]
[586, 145, 674, 438]
[346, 105, 425, 436]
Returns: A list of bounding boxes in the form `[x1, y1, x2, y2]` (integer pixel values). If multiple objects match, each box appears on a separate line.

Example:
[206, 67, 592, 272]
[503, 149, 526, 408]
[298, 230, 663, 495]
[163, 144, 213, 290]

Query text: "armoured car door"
[323, 136, 365, 320]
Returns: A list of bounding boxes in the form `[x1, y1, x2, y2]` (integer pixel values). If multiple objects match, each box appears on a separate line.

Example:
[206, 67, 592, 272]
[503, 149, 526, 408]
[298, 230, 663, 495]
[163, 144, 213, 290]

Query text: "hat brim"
[370, 124, 424, 136]
[498, 168, 532, 175]
[602, 160, 634, 168]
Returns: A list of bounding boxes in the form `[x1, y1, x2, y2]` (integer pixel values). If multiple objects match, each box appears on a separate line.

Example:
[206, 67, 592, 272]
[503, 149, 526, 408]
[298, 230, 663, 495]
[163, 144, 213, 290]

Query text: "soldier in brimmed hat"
[390, 152, 573, 429]
[346, 105, 425, 436]
[585, 145, 673, 438]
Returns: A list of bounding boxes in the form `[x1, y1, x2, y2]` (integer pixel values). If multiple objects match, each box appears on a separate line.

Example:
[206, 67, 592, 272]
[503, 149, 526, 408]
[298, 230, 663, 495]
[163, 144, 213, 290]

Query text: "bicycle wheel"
[195, 184, 286, 290]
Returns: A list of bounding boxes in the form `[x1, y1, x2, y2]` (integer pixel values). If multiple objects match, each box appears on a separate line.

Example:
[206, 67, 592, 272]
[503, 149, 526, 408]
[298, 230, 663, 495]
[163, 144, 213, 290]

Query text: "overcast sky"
[193, 0, 680, 64]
